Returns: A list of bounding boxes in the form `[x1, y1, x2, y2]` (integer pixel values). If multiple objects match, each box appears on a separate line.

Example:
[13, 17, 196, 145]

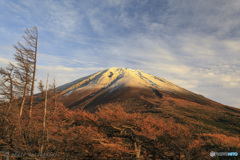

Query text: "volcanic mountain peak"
[58, 67, 182, 95]
[57, 67, 221, 112]
[87, 67, 145, 87]
[92, 67, 156, 88]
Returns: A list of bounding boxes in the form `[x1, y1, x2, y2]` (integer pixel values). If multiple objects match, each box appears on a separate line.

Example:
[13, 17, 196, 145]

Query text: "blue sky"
[0, 0, 240, 108]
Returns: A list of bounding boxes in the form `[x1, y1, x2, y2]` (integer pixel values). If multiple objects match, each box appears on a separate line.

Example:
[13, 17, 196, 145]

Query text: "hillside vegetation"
[0, 100, 240, 159]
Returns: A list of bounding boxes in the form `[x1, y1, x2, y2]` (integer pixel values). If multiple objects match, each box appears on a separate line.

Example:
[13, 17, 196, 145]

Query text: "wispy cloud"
[0, 57, 10, 67]
[37, 64, 105, 87]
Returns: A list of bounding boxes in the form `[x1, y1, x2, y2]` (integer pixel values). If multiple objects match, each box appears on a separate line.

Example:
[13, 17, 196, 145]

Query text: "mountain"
[58, 67, 221, 111]
[57, 67, 240, 135]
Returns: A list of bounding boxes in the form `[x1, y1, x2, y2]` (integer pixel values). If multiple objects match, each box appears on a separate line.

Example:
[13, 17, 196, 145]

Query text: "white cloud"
[166, 0, 240, 38]
[36, 63, 105, 87]
[0, 57, 10, 66]
[224, 40, 240, 52]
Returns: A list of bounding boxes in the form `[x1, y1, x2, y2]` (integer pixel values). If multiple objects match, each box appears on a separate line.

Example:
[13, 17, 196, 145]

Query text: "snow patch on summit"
[59, 67, 191, 97]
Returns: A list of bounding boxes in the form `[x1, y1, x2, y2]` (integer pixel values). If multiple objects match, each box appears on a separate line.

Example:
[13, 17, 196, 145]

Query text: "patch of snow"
[90, 93, 95, 96]
[146, 78, 156, 86]
[138, 71, 156, 86]
[63, 90, 74, 97]
[109, 84, 123, 93]
[60, 67, 187, 98]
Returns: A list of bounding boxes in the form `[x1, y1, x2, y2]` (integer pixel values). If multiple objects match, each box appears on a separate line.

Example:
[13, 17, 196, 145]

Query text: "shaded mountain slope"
[58, 67, 221, 112]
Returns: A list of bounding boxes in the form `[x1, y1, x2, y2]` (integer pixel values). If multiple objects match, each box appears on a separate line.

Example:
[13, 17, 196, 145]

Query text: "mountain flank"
[57, 67, 223, 112]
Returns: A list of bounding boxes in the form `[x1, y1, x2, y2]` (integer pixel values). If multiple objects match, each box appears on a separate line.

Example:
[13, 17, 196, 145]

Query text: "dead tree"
[14, 27, 37, 120]
[113, 125, 144, 159]
[43, 73, 49, 130]
[99, 124, 155, 159]
[26, 26, 38, 119]
[0, 63, 16, 112]
[48, 77, 59, 120]
[52, 77, 57, 110]
[40, 73, 49, 154]
[38, 80, 45, 108]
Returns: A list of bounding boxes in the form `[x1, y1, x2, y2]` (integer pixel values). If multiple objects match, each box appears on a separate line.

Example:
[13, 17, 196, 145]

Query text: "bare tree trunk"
[29, 27, 38, 119]
[41, 73, 49, 153]
[43, 73, 48, 130]
[8, 75, 14, 112]
[49, 77, 58, 119]
[134, 142, 141, 159]
[7, 78, 13, 116]
[19, 79, 28, 119]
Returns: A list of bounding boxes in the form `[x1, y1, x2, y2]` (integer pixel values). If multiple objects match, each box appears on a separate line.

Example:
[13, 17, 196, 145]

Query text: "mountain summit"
[59, 67, 192, 94]
[57, 67, 221, 112]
